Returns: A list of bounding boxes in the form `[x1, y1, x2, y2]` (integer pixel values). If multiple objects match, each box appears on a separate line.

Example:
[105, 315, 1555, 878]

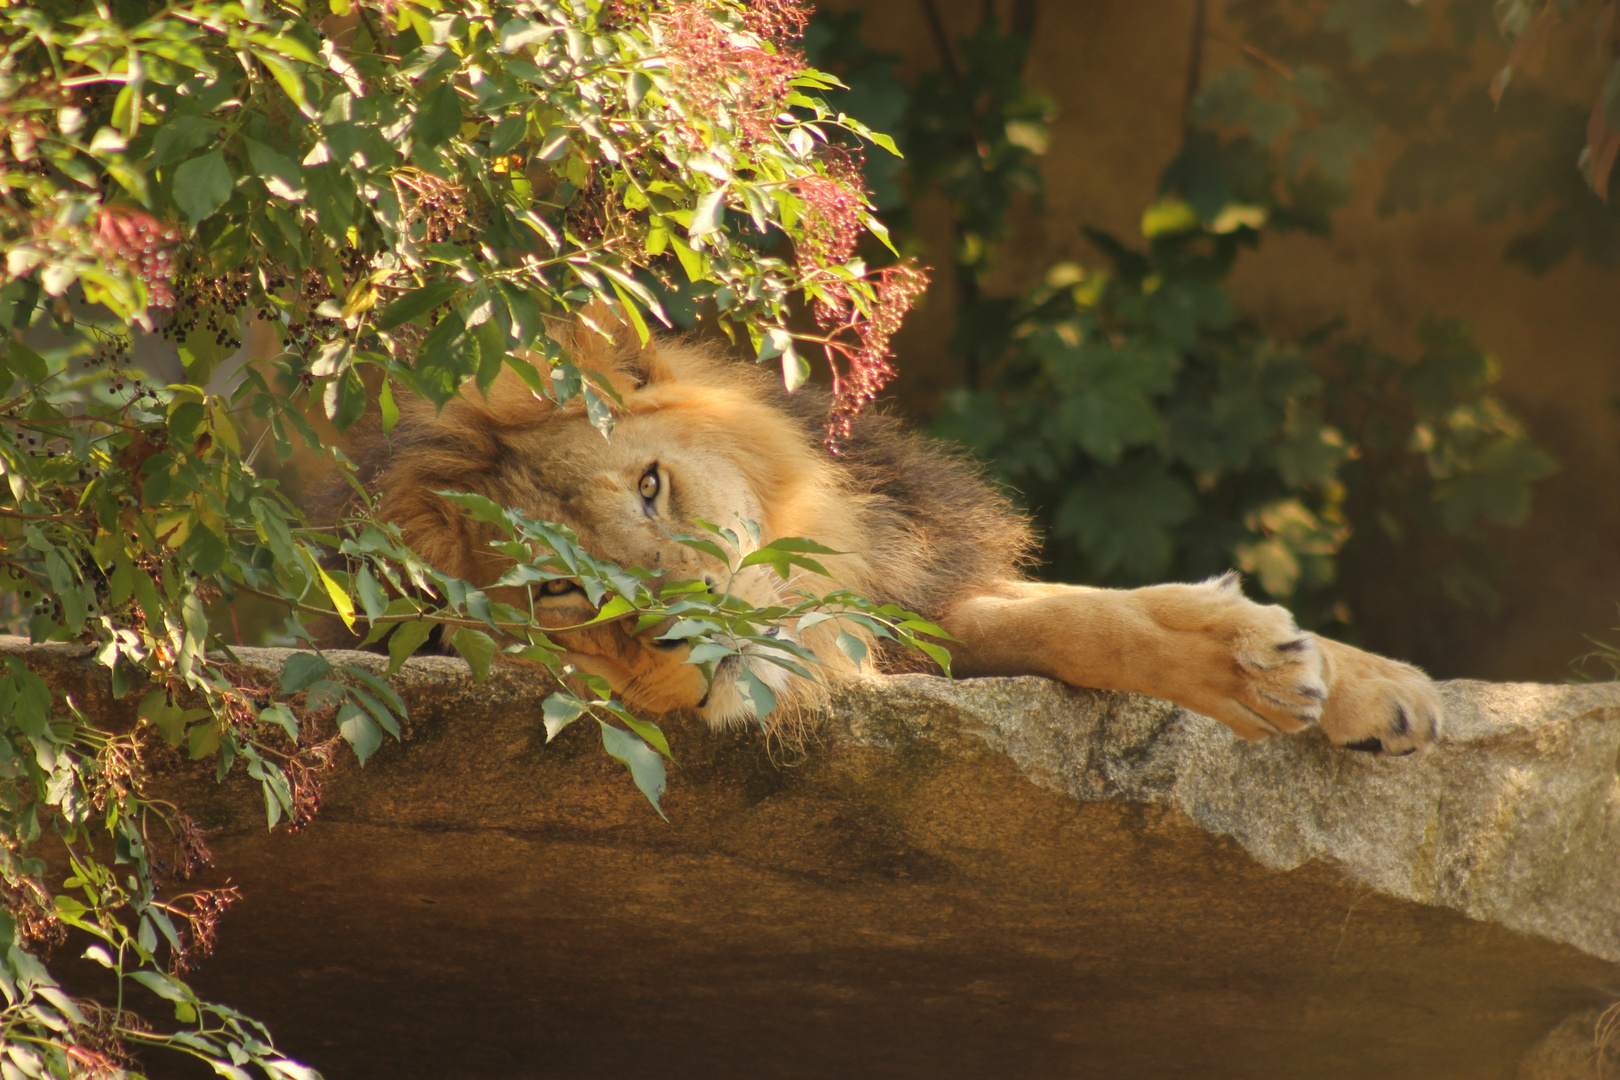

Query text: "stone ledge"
[8, 634, 1618, 963]
[831, 672, 1620, 964]
[12, 635, 1620, 1077]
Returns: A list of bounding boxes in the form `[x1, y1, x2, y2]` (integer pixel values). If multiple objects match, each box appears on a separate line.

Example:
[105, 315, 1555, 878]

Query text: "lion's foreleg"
[940, 576, 1440, 754]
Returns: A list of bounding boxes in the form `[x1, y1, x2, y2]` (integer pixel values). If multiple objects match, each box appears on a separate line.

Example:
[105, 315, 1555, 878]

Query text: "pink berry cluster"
[796, 155, 929, 444]
[92, 206, 179, 309]
[655, 1, 808, 148]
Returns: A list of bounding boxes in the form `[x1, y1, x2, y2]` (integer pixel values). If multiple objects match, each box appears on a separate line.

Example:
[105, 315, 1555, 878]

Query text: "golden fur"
[344, 313, 1442, 755]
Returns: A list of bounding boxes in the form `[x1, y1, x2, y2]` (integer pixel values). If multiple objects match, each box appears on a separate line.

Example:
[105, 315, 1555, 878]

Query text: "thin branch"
[230, 580, 641, 637]
[1182, 0, 1208, 140]
[1010, 0, 1037, 41]
[917, 0, 965, 87]
[0, 509, 90, 522]
[1210, 31, 1295, 81]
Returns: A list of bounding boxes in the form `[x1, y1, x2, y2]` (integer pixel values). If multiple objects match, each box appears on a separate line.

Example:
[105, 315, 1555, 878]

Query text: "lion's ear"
[558, 300, 672, 391]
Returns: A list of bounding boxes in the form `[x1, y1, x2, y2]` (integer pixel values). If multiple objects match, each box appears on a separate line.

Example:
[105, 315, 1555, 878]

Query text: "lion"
[341, 312, 1442, 757]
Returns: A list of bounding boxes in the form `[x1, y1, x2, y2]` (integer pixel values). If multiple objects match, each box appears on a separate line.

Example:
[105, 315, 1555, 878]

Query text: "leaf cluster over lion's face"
[341, 312, 1444, 758]
[347, 317, 895, 729]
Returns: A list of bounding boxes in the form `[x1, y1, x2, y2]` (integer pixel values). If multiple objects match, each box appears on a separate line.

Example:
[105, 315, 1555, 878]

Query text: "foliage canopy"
[809, 3, 1559, 652]
[0, 0, 939, 1074]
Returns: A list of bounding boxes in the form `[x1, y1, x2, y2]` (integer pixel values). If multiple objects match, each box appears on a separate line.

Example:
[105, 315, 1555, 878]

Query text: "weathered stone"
[836, 674, 1620, 963]
[6, 636, 1618, 1078]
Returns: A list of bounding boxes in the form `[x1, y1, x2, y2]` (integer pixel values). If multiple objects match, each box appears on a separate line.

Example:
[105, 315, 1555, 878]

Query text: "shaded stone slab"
[840, 674, 1620, 963]
[6, 637, 1618, 1079]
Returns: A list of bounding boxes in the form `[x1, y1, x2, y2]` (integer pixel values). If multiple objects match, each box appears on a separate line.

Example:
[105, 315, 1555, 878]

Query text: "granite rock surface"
[7, 636, 1618, 1079]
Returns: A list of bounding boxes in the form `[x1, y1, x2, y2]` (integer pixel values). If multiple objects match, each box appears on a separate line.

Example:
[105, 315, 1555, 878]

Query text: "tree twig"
[918, 0, 965, 87]
[1182, 0, 1208, 140]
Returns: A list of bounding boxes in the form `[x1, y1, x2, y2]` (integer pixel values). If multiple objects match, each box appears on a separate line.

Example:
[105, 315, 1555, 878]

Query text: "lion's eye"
[638, 466, 660, 501]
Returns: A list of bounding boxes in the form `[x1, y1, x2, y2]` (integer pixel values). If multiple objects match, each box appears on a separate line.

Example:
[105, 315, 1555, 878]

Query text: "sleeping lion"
[345, 314, 1442, 757]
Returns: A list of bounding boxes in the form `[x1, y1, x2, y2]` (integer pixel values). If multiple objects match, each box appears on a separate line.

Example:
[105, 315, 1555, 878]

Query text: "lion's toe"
[1317, 642, 1443, 756]
[1225, 601, 1328, 733]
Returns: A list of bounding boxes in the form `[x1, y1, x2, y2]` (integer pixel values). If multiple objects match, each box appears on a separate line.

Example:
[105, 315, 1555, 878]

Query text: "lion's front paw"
[1142, 573, 1329, 741]
[1314, 638, 1443, 756]
[1143, 575, 1442, 754]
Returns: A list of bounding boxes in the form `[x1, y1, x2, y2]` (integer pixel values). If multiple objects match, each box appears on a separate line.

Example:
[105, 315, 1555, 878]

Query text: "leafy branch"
[0, 0, 934, 1075]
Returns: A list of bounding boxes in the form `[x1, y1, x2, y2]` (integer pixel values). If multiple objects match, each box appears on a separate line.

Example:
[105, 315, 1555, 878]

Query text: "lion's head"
[360, 314, 882, 730]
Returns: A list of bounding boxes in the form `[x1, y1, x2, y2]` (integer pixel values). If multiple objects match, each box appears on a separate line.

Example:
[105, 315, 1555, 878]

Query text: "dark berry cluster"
[87, 333, 132, 369]
[161, 259, 255, 353]
[395, 170, 470, 243]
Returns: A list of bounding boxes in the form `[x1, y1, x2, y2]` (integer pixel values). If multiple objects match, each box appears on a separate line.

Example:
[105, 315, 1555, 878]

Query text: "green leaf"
[324, 367, 367, 430]
[865, 129, 901, 157]
[131, 970, 193, 1003]
[380, 377, 401, 433]
[451, 627, 497, 682]
[490, 112, 528, 154]
[735, 535, 841, 579]
[472, 311, 506, 393]
[188, 720, 222, 759]
[586, 595, 635, 625]
[139, 689, 187, 748]
[151, 115, 220, 169]
[280, 653, 333, 694]
[608, 279, 652, 345]
[912, 639, 954, 677]
[3, 339, 48, 385]
[172, 151, 235, 224]
[260, 703, 301, 741]
[356, 566, 388, 619]
[256, 49, 315, 117]
[415, 311, 477, 405]
[758, 536, 840, 555]
[671, 533, 733, 568]
[835, 629, 867, 666]
[598, 721, 667, 819]
[734, 665, 777, 728]
[738, 548, 829, 580]
[178, 318, 236, 382]
[244, 138, 307, 200]
[344, 665, 407, 716]
[316, 563, 357, 630]
[44, 549, 85, 631]
[349, 686, 402, 739]
[617, 713, 674, 760]
[338, 702, 384, 765]
[375, 280, 463, 331]
[542, 693, 587, 741]
[414, 82, 465, 147]
[689, 187, 728, 237]
[180, 522, 226, 579]
[670, 234, 704, 281]
[1053, 469, 1196, 581]
[387, 619, 435, 673]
